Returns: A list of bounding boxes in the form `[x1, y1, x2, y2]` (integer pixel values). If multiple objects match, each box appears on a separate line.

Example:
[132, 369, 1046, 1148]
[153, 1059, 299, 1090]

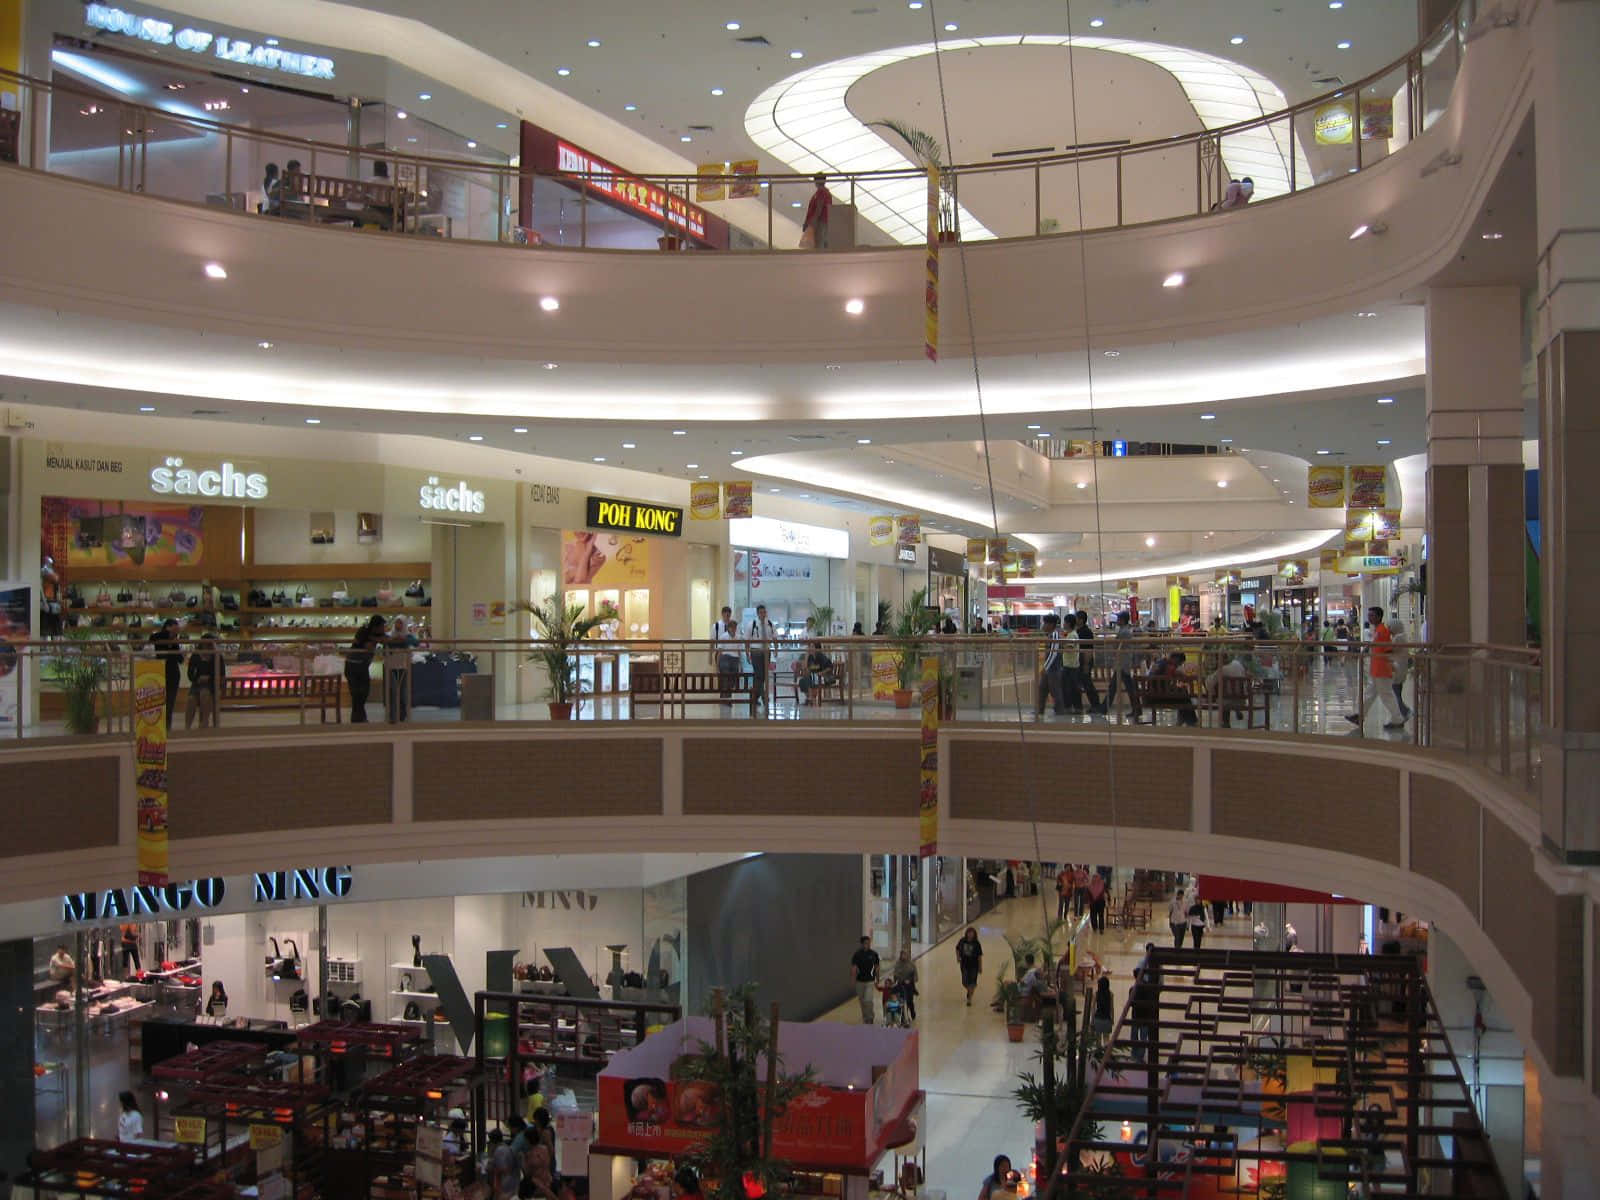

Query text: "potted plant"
[995, 976, 1026, 1043]
[522, 597, 616, 720]
[49, 650, 109, 735]
[890, 587, 938, 708]
[867, 118, 959, 241]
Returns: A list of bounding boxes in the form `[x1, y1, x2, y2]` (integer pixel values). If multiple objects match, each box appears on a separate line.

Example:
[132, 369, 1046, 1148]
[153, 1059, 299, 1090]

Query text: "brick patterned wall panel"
[946, 740, 1191, 829]
[4, 755, 119, 856]
[1408, 774, 1480, 919]
[1213, 751, 1399, 864]
[414, 739, 661, 821]
[170, 744, 392, 838]
[683, 738, 919, 816]
[1483, 814, 1584, 1075]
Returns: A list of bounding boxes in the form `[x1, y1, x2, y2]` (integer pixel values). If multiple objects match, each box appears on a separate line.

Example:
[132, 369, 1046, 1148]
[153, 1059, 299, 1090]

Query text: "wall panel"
[1214, 751, 1400, 865]
[947, 739, 1191, 830]
[413, 738, 661, 821]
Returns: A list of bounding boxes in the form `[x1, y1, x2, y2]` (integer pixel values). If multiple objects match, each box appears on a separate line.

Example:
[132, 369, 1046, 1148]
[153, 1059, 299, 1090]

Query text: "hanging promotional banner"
[729, 159, 760, 199]
[1121, 579, 1139, 594]
[1320, 548, 1342, 570]
[1372, 508, 1402, 541]
[918, 655, 940, 856]
[924, 166, 940, 362]
[1017, 550, 1037, 579]
[1277, 559, 1310, 586]
[1313, 99, 1354, 145]
[1360, 98, 1394, 141]
[965, 537, 987, 564]
[133, 658, 170, 886]
[871, 651, 899, 700]
[1065, 440, 1096, 459]
[721, 481, 753, 520]
[895, 514, 922, 547]
[694, 163, 726, 202]
[689, 481, 721, 521]
[1214, 569, 1239, 586]
[986, 537, 1009, 564]
[1347, 465, 1387, 509]
[869, 515, 895, 546]
[1306, 465, 1346, 509]
[1346, 508, 1380, 544]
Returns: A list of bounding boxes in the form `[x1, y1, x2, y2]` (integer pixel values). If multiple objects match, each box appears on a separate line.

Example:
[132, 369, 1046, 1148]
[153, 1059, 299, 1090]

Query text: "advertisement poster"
[1346, 509, 1380, 544]
[1306, 465, 1346, 509]
[918, 656, 940, 857]
[133, 658, 169, 886]
[1276, 559, 1310, 586]
[689, 482, 721, 521]
[722, 482, 753, 520]
[1372, 509, 1402, 541]
[868, 516, 894, 547]
[44, 498, 206, 571]
[924, 166, 939, 362]
[694, 163, 725, 202]
[174, 1116, 206, 1145]
[471, 603, 488, 625]
[1214, 570, 1239, 587]
[1347, 465, 1387, 509]
[895, 515, 921, 547]
[1016, 550, 1036, 579]
[745, 552, 813, 590]
[729, 159, 760, 199]
[0, 583, 29, 729]
[1360, 98, 1394, 141]
[1065, 440, 1096, 459]
[870, 651, 898, 700]
[965, 538, 987, 564]
[1313, 100, 1354, 145]
[562, 530, 650, 586]
[986, 538, 1009, 565]
[1320, 548, 1343, 571]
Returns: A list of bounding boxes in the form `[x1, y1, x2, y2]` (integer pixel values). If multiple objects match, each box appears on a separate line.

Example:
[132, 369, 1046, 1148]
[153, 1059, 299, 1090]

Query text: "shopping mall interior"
[0, 0, 1596, 1197]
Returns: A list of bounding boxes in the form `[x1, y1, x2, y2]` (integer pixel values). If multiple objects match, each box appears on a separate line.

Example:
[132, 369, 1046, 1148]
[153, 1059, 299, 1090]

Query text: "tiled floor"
[813, 891, 1256, 1199]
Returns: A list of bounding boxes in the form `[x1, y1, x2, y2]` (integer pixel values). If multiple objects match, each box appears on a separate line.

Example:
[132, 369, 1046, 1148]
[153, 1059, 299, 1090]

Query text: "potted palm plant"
[522, 597, 616, 720]
[995, 975, 1026, 1042]
[50, 650, 109, 735]
[868, 118, 959, 241]
[891, 587, 937, 708]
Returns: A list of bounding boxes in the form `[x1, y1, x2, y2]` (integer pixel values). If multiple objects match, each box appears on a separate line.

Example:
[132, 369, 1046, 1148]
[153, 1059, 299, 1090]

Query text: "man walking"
[850, 935, 880, 1023]
[747, 604, 776, 708]
[713, 605, 739, 700]
[802, 174, 833, 248]
[1074, 610, 1107, 715]
[1345, 605, 1405, 731]
[1104, 611, 1142, 720]
[1035, 613, 1066, 716]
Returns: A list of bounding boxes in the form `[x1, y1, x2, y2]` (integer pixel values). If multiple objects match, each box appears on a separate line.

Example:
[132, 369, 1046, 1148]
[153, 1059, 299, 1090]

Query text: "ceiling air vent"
[191, 408, 226, 415]
[787, 433, 828, 442]
[687, 124, 714, 132]
[1313, 76, 1344, 86]
[736, 34, 771, 46]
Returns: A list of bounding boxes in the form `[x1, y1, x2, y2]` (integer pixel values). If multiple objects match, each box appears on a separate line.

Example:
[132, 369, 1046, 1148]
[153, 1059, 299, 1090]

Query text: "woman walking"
[1187, 891, 1211, 949]
[1168, 889, 1189, 948]
[955, 927, 983, 1006]
[345, 615, 385, 723]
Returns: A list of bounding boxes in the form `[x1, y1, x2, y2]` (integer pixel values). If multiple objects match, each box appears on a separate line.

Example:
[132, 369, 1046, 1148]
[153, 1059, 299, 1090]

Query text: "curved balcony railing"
[1, 633, 1541, 804]
[0, 0, 1486, 248]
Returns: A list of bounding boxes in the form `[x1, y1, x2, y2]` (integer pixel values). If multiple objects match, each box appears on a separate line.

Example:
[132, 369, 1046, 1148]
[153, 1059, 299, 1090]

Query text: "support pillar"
[1424, 285, 1526, 646]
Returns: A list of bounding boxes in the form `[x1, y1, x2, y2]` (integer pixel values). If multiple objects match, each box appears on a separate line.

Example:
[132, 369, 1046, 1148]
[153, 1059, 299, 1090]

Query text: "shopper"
[746, 604, 776, 708]
[1345, 605, 1405, 730]
[48, 944, 75, 991]
[802, 174, 832, 249]
[1073, 610, 1107, 715]
[955, 927, 983, 1006]
[1087, 869, 1108, 934]
[1168, 890, 1189, 948]
[1129, 967, 1158, 1062]
[119, 923, 141, 976]
[891, 947, 919, 1021]
[1059, 613, 1085, 711]
[798, 641, 837, 704]
[385, 616, 420, 723]
[712, 606, 740, 700]
[487, 1128, 520, 1199]
[977, 1155, 1014, 1200]
[345, 614, 386, 723]
[184, 632, 224, 730]
[148, 618, 183, 728]
[1150, 651, 1200, 726]
[117, 1091, 144, 1141]
[531, 1107, 555, 1160]
[1104, 611, 1143, 720]
[261, 161, 281, 214]
[1035, 613, 1066, 716]
[1054, 864, 1073, 920]
[1073, 864, 1091, 918]
[850, 935, 880, 1023]
[1091, 976, 1114, 1035]
[1187, 892, 1211, 949]
[1388, 619, 1414, 721]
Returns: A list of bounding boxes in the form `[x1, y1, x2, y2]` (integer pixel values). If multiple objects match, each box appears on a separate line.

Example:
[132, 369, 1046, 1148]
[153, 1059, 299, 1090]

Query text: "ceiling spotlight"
[857, 437, 872, 444]
[396, 110, 408, 120]
[1076, 482, 1088, 490]
[1337, 40, 1352, 49]
[622, 442, 637, 449]
[593, 456, 607, 463]
[699, 474, 710, 480]
[1355, 311, 1379, 318]
[1377, 438, 1393, 446]
[790, 49, 804, 58]
[1216, 480, 1229, 488]
[1377, 396, 1395, 404]
[418, 92, 431, 100]
[305, 418, 321, 425]
[1089, 18, 1105, 28]
[1102, 349, 1120, 358]
[1026, 424, 1041, 430]
[1037, 431, 1053, 438]
[256, 340, 273, 349]
[710, 87, 724, 96]
[1199, 413, 1217, 420]
[539, 296, 561, 312]
[556, 67, 571, 76]
[672, 429, 688, 436]
[686, 463, 699, 469]
[586, 38, 601, 47]
[1219, 438, 1234, 444]
[203, 262, 227, 279]
[624, 104, 638, 111]
[1315, 448, 1332, 455]
[725, 20, 741, 30]
[466, 140, 478, 148]
[542, 362, 558, 370]
[468, 434, 484, 442]
[909, 1, 923, 7]
[680, 134, 693, 142]
[1481, 231, 1504, 240]
[513, 427, 528, 434]
[844, 298, 866, 315]
[769, 487, 781, 493]
[496, 121, 509, 128]
[1230, 35, 1245, 44]
[138, 405, 156, 412]
[1162, 271, 1186, 288]
[1144, 536, 1156, 548]
[1329, 1, 1343, 7]
[731, 449, 744, 455]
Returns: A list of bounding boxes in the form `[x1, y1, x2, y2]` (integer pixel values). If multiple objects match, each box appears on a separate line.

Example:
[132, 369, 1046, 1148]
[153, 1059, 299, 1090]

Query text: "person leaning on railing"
[184, 632, 225, 730]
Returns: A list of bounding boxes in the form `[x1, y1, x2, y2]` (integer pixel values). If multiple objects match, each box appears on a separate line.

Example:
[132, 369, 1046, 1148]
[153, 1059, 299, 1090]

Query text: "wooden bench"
[780, 658, 849, 707]
[278, 171, 409, 230]
[1195, 674, 1272, 729]
[220, 672, 342, 722]
[629, 667, 753, 717]
[1133, 674, 1200, 725]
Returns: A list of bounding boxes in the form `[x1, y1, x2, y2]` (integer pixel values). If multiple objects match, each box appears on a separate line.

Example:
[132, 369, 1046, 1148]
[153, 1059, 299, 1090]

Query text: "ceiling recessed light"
[1144, 536, 1156, 548]
[844, 298, 866, 315]
[790, 49, 804, 58]
[513, 426, 528, 434]
[466, 140, 478, 148]
[593, 456, 607, 463]
[1316, 449, 1332, 455]
[418, 92, 431, 100]
[264, 37, 278, 46]
[556, 67, 571, 77]
[496, 121, 509, 129]
[1089, 17, 1105, 27]
[1377, 396, 1395, 404]
[908, 1, 923, 8]
[1027, 424, 1041, 430]
[1102, 349, 1120, 358]
[1377, 438, 1393, 446]
[622, 442, 636, 449]
[1037, 431, 1053, 438]
[203, 262, 227, 279]
[725, 20, 741, 30]
[769, 487, 781, 493]
[1230, 35, 1245, 45]
[539, 296, 560, 312]
[256, 340, 273, 349]
[731, 449, 744, 455]
[699, 475, 710, 480]
[1356, 311, 1379, 318]
[943, 22, 958, 31]
[305, 417, 321, 425]
[686, 463, 699, 469]
[624, 104, 638, 112]
[857, 437, 872, 444]
[1272, 478, 1281, 483]
[672, 429, 688, 436]
[710, 87, 724, 96]
[680, 135, 693, 143]
[1337, 40, 1352, 49]
[1329, 1, 1343, 7]
[1075, 482, 1088, 490]
[586, 38, 601, 47]
[1220, 438, 1234, 444]
[1162, 271, 1186, 288]
[542, 362, 558, 370]
[468, 434, 485, 442]
[396, 110, 408, 120]
[1481, 231, 1504, 240]
[138, 405, 156, 413]
[1216, 480, 1229, 488]
[1199, 413, 1217, 420]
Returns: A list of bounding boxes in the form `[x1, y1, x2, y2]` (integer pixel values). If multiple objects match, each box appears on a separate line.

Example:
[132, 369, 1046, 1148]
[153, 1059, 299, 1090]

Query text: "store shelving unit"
[391, 963, 443, 1030]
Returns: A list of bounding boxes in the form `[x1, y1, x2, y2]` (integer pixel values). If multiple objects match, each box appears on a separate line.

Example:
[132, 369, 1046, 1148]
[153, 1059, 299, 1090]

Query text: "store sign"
[1334, 554, 1406, 574]
[528, 483, 562, 506]
[149, 456, 269, 500]
[43, 449, 126, 475]
[728, 515, 848, 560]
[61, 865, 352, 924]
[84, 4, 336, 79]
[587, 495, 683, 537]
[897, 546, 917, 563]
[556, 141, 707, 239]
[419, 476, 486, 515]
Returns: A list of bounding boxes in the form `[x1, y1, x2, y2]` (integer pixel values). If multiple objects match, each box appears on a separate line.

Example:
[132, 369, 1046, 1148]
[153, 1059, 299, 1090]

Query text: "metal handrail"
[0, 0, 1483, 243]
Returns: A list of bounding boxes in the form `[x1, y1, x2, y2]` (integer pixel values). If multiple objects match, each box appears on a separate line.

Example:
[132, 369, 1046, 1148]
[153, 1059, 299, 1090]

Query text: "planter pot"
[893, 689, 915, 709]
[658, 235, 682, 251]
[1005, 1022, 1026, 1043]
[548, 702, 574, 721]
[937, 230, 960, 244]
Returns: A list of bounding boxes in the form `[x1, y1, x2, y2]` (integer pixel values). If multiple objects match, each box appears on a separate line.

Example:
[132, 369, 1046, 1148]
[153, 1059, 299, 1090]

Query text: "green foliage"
[875, 599, 891, 634]
[866, 118, 945, 168]
[811, 604, 835, 636]
[892, 587, 938, 690]
[1003, 916, 1071, 976]
[49, 652, 108, 734]
[521, 597, 617, 704]
[675, 985, 817, 1200]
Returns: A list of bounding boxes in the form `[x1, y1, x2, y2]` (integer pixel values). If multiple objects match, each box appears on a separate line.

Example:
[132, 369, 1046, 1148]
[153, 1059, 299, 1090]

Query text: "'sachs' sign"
[586, 495, 683, 537]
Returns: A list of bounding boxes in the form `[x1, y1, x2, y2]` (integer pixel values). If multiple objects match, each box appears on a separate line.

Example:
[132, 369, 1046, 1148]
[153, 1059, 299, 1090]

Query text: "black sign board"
[586, 495, 684, 537]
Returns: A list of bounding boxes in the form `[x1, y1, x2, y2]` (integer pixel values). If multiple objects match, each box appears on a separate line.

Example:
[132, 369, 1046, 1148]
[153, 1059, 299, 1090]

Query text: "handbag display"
[271, 589, 289, 607]
[135, 582, 152, 609]
[221, 594, 239, 612]
[330, 580, 349, 603]
[403, 580, 426, 599]
[295, 585, 313, 608]
[403, 1001, 422, 1022]
[67, 585, 86, 609]
[115, 587, 133, 604]
[95, 586, 113, 608]
[376, 582, 396, 605]
[167, 586, 188, 606]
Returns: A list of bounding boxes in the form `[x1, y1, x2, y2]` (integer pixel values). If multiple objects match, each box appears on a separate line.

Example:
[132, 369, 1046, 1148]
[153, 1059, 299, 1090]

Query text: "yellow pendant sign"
[918, 655, 940, 856]
[133, 658, 169, 886]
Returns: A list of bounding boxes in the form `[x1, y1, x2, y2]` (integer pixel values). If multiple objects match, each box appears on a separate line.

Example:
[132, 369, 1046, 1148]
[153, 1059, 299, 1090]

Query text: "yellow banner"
[987, 537, 1009, 564]
[695, 163, 726, 202]
[1314, 100, 1354, 145]
[1360, 97, 1395, 141]
[1277, 558, 1310, 586]
[250, 1124, 285, 1151]
[1320, 548, 1342, 570]
[924, 167, 939, 361]
[965, 537, 987, 564]
[1346, 508, 1381, 543]
[133, 658, 169, 886]
[175, 1116, 207, 1145]
[1214, 569, 1239, 586]
[728, 159, 759, 200]
[870, 651, 899, 700]
[722, 481, 753, 519]
[895, 514, 922, 547]
[561, 530, 649, 586]
[918, 655, 940, 856]
[1017, 550, 1037, 579]
[1307, 465, 1346, 509]
[689, 481, 721, 521]
[1347, 465, 1387, 509]
[869, 515, 895, 546]
[1372, 508, 1402, 541]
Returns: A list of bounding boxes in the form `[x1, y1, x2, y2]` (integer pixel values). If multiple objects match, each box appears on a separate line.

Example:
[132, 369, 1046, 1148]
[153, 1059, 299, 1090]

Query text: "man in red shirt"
[802, 174, 832, 249]
[1346, 605, 1406, 731]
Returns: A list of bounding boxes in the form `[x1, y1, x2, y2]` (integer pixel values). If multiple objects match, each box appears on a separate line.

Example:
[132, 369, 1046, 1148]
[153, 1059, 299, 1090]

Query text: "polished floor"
[815, 892, 1255, 1200]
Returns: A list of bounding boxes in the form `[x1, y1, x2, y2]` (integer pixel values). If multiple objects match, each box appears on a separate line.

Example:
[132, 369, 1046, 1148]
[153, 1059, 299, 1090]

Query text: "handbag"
[798, 226, 816, 248]
[270, 589, 288, 607]
[376, 582, 396, 605]
[403, 1001, 421, 1021]
[186, 594, 200, 608]
[168, 586, 188, 606]
[95, 586, 113, 608]
[330, 580, 349, 603]
[135, 582, 152, 609]
[360, 596, 378, 607]
[67, 585, 86, 609]
[116, 587, 133, 604]
[404, 579, 425, 599]
[221, 593, 239, 612]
